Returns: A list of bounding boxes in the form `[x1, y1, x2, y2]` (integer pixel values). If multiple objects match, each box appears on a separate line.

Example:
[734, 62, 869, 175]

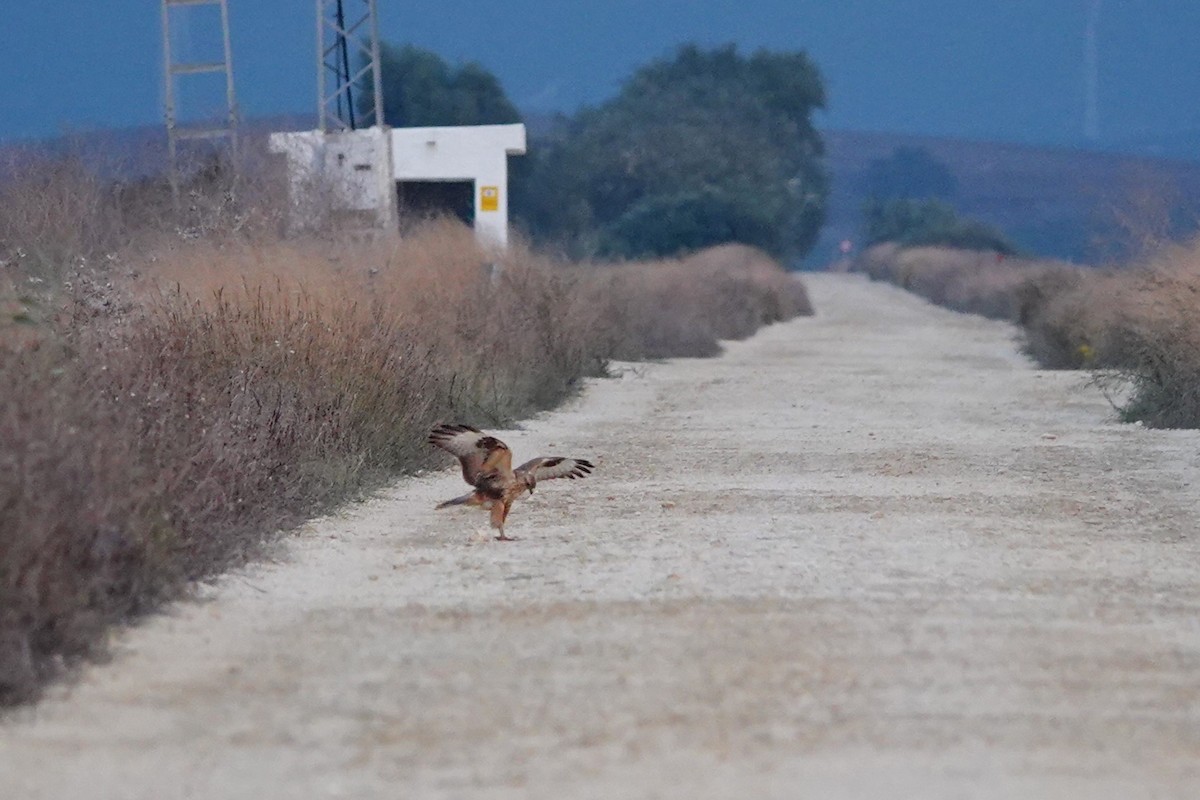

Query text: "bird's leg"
[492, 500, 517, 541]
[494, 517, 517, 541]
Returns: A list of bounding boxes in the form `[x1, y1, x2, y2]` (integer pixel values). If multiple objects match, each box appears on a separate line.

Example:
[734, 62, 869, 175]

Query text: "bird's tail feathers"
[436, 492, 475, 509]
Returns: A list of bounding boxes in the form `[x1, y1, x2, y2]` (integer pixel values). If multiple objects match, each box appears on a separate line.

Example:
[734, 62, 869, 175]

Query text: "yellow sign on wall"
[480, 185, 500, 212]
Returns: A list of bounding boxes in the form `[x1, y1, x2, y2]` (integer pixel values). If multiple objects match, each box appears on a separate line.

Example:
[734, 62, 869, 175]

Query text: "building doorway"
[396, 180, 474, 229]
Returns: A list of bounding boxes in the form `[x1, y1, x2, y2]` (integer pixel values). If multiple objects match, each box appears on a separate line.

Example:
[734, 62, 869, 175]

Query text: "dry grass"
[582, 244, 813, 360]
[1093, 247, 1200, 426]
[0, 153, 811, 705]
[853, 241, 1200, 427]
[0, 150, 128, 282]
[855, 243, 1075, 321]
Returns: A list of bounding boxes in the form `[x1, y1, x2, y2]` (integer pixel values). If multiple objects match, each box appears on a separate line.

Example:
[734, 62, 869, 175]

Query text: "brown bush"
[0, 139, 293, 287]
[584, 244, 812, 360]
[0, 150, 130, 282]
[1014, 266, 1130, 369]
[1097, 246, 1200, 427]
[854, 244, 1077, 321]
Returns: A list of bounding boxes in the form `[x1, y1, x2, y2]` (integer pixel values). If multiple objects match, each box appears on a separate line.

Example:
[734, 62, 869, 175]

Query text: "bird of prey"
[427, 423, 594, 541]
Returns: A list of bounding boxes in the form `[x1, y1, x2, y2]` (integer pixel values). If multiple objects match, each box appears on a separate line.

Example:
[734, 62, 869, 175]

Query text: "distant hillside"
[819, 129, 1200, 266]
[1100, 130, 1200, 163]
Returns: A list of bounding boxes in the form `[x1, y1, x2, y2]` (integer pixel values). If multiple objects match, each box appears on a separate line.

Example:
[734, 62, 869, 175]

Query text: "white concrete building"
[269, 124, 527, 249]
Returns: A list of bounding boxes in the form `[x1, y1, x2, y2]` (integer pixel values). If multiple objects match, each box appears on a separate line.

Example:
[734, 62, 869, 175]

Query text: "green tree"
[862, 197, 1016, 254]
[361, 43, 521, 127]
[516, 44, 828, 261]
[599, 187, 778, 258]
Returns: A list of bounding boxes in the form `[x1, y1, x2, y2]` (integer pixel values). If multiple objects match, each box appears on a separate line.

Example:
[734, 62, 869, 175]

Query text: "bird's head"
[524, 473, 537, 495]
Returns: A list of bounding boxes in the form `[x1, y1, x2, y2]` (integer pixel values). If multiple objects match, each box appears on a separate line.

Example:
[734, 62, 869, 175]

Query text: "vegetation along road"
[3, 274, 1199, 798]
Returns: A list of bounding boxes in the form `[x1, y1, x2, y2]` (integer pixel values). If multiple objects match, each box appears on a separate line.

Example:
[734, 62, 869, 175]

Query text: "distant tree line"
[860, 145, 1015, 254]
[365, 43, 522, 128]
[365, 43, 830, 263]
[862, 197, 1017, 255]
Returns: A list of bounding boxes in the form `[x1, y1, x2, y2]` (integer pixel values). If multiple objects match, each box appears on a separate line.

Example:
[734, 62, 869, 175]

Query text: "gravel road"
[3, 273, 1200, 799]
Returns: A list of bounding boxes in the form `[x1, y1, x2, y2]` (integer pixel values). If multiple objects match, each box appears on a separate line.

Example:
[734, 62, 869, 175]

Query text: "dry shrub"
[854, 244, 1074, 321]
[0, 137, 294, 289]
[0, 210, 811, 704]
[1096, 244, 1200, 427]
[852, 242, 899, 282]
[0, 344, 176, 695]
[1014, 266, 1132, 369]
[1008, 243, 1200, 397]
[134, 221, 610, 423]
[584, 244, 812, 360]
[0, 150, 129, 282]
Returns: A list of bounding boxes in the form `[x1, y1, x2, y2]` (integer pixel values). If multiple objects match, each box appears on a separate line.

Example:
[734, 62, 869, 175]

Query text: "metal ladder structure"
[318, 0, 385, 132]
[160, 0, 239, 202]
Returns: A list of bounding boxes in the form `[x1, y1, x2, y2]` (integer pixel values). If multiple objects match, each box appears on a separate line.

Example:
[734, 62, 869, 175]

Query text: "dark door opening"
[396, 180, 474, 229]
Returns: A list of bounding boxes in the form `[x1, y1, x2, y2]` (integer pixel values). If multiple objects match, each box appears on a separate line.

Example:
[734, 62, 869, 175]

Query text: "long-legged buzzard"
[428, 424, 594, 541]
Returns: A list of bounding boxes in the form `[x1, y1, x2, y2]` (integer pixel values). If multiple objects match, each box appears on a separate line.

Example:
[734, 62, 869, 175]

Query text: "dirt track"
[3, 273, 1200, 798]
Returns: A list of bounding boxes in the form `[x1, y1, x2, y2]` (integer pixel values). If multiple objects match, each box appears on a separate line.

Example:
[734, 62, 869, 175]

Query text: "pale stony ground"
[3, 273, 1200, 799]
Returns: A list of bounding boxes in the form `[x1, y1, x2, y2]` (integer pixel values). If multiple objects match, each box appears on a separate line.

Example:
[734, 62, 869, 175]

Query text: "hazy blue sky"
[4, 1, 1200, 150]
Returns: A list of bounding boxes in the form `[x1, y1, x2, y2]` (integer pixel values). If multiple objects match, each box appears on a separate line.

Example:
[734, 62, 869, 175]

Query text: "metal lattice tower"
[161, 0, 239, 200]
[318, 0, 385, 131]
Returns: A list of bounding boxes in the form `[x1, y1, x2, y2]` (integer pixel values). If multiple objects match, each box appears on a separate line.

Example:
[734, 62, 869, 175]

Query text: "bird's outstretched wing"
[428, 424, 514, 485]
[514, 457, 595, 482]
